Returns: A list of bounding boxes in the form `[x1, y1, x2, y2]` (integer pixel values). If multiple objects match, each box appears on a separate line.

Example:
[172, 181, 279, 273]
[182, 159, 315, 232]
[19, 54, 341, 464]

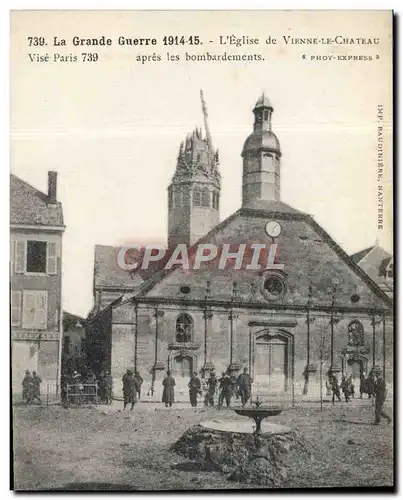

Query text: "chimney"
[47, 171, 57, 205]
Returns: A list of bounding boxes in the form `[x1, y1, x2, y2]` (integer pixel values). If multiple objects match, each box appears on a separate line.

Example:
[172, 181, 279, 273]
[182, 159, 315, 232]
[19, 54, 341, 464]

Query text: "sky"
[10, 10, 393, 317]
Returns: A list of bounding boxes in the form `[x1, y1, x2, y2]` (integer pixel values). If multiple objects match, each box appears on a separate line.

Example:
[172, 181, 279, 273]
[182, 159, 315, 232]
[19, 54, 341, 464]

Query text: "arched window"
[193, 189, 202, 207]
[347, 320, 365, 347]
[212, 191, 219, 210]
[176, 314, 193, 343]
[168, 190, 173, 210]
[202, 188, 210, 207]
[386, 260, 393, 279]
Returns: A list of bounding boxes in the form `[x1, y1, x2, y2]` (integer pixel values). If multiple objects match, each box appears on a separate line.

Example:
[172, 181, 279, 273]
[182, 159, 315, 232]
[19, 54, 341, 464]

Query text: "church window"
[202, 188, 210, 207]
[180, 286, 191, 294]
[264, 276, 284, 296]
[176, 188, 184, 208]
[176, 314, 193, 343]
[261, 273, 287, 300]
[350, 294, 361, 303]
[193, 189, 202, 207]
[264, 109, 269, 120]
[168, 190, 173, 210]
[347, 320, 365, 347]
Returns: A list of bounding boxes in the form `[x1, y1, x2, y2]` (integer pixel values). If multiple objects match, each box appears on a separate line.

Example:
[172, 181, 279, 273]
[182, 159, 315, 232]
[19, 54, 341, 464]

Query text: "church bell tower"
[168, 91, 221, 248]
[241, 93, 282, 206]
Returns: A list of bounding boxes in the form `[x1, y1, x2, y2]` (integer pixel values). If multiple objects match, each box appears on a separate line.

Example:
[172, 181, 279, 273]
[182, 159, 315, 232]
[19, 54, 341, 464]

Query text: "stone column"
[151, 308, 165, 396]
[202, 307, 214, 374]
[228, 310, 240, 372]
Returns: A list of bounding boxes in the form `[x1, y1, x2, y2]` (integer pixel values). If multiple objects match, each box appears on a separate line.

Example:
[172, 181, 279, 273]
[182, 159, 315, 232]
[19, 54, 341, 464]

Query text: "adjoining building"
[86, 94, 393, 400]
[10, 172, 65, 396]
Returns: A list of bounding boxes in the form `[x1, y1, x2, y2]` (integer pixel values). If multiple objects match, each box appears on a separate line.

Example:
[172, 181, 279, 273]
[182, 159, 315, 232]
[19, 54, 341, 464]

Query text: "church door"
[254, 333, 288, 394]
[171, 354, 193, 398]
[172, 355, 193, 378]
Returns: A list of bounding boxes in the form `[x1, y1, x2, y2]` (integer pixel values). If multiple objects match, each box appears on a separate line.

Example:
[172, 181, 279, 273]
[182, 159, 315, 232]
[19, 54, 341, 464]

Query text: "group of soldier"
[327, 370, 391, 425]
[160, 367, 253, 409]
[21, 370, 42, 404]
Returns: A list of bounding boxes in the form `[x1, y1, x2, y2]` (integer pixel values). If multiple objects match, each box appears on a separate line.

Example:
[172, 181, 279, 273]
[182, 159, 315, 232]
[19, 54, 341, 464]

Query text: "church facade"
[86, 94, 393, 400]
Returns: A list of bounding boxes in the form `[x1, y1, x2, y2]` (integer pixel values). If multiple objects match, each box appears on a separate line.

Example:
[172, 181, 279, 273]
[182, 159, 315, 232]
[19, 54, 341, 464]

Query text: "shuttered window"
[11, 291, 21, 326]
[22, 290, 48, 330]
[46, 242, 57, 275]
[14, 241, 26, 274]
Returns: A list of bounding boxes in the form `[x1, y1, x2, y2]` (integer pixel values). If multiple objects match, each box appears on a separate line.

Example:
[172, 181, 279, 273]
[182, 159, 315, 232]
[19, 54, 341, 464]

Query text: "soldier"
[134, 371, 143, 400]
[32, 371, 42, 404]
[104, 370, 112, 404]
[188, 372, 202, 407]
[205, 371, 218, 407]
[162, 370, 176, 408]
[22, 370, 33, 404]
[340, 375, 351, 403]
[330, 374, 342, 404]
[373, 373, 391, 425]
[122, 369, 137, 410]
[237, 368, 253, 407]
[218, 371, 233, 408]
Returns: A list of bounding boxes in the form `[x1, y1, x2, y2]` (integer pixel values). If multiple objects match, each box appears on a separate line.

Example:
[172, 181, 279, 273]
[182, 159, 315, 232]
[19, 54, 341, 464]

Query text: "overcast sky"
[10, 11, 393, 317]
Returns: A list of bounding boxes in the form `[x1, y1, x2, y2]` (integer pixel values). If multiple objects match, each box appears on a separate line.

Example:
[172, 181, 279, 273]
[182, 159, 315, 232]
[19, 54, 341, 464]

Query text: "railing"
[65, 383, 98, 406]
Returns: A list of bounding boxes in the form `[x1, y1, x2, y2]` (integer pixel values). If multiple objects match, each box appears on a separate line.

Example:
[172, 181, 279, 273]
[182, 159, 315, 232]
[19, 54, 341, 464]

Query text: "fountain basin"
[234, 406, 282, 419]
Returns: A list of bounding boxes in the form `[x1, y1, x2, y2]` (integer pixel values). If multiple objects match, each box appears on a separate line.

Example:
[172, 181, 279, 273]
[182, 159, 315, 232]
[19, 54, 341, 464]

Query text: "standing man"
[330, 374, 342, 404]
[31, 371, 42, 404]
[122, 369, 137, 410]
[237, 368, 253, 407]
[188, 372, 202, 407]
[205, 371, 218, 407]
[134, 371, 143, 401]
[373, 373, 391, 425]
[22, 370, 33, 404]
[104, 370, 112, 404]
[218, 371, 233, 408]
[340, 375, 351, 403]
[162, 370, 176, 408]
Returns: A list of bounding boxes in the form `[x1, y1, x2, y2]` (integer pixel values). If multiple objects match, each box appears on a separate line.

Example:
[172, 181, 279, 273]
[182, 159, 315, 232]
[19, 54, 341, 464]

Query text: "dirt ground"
[12, 398, 394, 491]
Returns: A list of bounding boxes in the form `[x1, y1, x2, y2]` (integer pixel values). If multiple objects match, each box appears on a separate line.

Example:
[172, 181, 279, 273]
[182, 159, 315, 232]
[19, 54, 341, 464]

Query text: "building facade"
[10, 172, 65, 395]
[86, 95, 393, 400]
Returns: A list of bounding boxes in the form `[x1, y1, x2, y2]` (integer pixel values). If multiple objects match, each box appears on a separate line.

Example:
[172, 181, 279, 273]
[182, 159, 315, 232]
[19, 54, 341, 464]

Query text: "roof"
[95, 200, 392, 313]
[242, 130, 281, 156]
[94, 244, 144, 289]
[254, 93, 273, 110]
[10, 174, 64, 227]
[350, 246, 375, 264]
[351, 244, 393, 287]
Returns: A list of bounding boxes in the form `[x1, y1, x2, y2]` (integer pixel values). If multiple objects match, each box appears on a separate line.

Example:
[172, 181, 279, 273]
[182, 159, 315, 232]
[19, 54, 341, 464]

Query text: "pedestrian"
[122, 369, 137, 410]
[347, 375, 355, 398]
[22, 370, 33, 404]
[188, 372, 201, 407]
[134, 371, 143, 400]
[104, 370, 112, 404]
[330, 374, 342, 404]
[205, 371, 218, 407]
[32, 371, 42, 404]
[340, 375, 351, 403]
[373, 373, 391, 425]
[237, 368, 253, 407]
[162, 370, 176, 407]
[87, 369, 97, 404]
[218, 371, 233, 408]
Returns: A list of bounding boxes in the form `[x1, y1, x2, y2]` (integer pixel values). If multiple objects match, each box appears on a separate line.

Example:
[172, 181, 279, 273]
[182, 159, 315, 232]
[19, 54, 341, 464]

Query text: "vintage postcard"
[10, 10, 393, 491]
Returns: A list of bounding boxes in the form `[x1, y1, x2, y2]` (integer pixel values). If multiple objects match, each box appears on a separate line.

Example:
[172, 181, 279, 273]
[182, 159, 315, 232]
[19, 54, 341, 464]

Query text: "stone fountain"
[172, 397, 314, 486]
[234, 397, 283, 434]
